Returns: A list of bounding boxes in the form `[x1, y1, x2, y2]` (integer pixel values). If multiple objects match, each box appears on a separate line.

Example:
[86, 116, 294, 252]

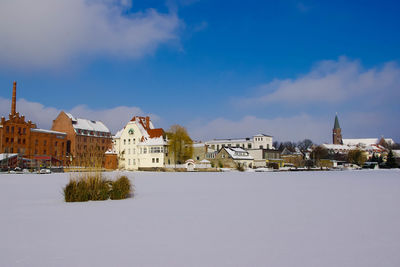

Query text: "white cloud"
[245, 57, 400, 106]
[0, 0, 180, 70]
[0, 97, 152, 134]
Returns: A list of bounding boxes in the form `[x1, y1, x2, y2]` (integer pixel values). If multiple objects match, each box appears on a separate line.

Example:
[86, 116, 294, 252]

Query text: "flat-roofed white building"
[114, 116, 166, 170]
[205, 134, 273, 152]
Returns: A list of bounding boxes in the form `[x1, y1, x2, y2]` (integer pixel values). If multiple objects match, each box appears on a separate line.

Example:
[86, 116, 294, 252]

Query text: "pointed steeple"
[333, 113, 340, 130]
[332, 113, 343, 145]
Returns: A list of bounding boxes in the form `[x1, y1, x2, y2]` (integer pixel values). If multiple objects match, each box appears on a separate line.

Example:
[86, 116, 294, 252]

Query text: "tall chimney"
[11, 81, 17, 115]
[145, 116, 150, 129]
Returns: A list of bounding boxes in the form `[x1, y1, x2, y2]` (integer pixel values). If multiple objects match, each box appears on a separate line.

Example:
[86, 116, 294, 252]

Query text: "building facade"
[51, 111, 112, 167]
[0, 82, 67, 167]
[212, 147, 254, 169]
[205, 134, 273, 151]
[114, 116, 166, 170]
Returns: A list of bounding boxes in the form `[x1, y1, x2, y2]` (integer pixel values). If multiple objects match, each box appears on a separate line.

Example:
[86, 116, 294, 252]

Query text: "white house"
[113, 116, 166, 170]
[205, 134, 273, 152]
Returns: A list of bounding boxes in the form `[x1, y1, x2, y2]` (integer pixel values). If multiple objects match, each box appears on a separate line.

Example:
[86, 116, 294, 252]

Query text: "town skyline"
[1, 0, 399, 143]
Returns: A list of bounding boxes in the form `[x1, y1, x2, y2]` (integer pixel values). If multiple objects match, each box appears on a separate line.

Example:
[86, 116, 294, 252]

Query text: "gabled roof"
[66, 112, 110, 133]
[223, 147, 253, 160]
[116, 116, 165, 145]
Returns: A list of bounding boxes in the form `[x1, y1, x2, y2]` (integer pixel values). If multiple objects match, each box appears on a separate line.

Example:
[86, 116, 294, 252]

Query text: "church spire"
[332, 113, 343, 144]
[333, 113, 340, 130]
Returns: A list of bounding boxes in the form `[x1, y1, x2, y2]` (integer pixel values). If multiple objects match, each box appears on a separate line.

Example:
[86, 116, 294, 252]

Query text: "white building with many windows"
[205, 134, 273, 152]
[113, 116, 166, 170]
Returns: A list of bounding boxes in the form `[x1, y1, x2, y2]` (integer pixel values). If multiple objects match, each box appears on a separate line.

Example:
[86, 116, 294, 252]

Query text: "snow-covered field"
[1, 170, 400, 267]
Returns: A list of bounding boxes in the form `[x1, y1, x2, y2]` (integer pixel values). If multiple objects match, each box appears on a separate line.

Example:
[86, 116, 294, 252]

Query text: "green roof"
[334, 114, 341, 129]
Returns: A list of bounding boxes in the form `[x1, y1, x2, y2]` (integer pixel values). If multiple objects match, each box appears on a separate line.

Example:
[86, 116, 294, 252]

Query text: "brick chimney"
[11, 81, 17, 115]
[145, 116, 150, 129]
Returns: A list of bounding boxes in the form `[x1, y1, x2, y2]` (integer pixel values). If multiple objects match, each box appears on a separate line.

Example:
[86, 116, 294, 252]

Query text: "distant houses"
[1, 81, 399, 171]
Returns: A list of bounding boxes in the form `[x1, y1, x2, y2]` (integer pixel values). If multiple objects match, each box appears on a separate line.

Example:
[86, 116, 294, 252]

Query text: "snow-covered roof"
[393, 150, 400, 158]
[114, 128, 123, 139]
[105, 148, 117, 155]
[343, 138, 379, 146]
[0, 153, 18, 160]
[193, 143, 205, 148]
[253, 133, 273, 137]
[207, 138, 250, 144]
[322, 144, 353, 150]
[66, 113, 110, 134]
[31, 128, 66, 135]
[342, 138, 394, 146]
[138, 136, 166, 146]
[224, 147, 253, 160]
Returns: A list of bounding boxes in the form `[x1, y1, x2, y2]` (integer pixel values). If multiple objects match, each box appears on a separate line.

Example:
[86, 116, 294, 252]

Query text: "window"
[248, 144, 252, 149]
[55, 141, 58, 146]
[133, 159, 136, 165]
[133, 138, 135, 144]
[150, 147, 161, 153]
[11, 126, 14, 133]
[35, 149, 38, 154]
[128, 139, 131, 145]
[6, 126, 9, 133]
[23, 128, 26, 134]
[35, 139, 38, 145]
[11, 138, 14, 143]
[44, 140, 47, 146]
[128, 148, 130, 154]
[22, 139, 25, 145]
[18, 127, 21, 134]
[43, 149, 47, 154]
[156, 158, 159, 163]
[144, 148, 147, 154]
[259, 145, 263, 149]
[133, 148, 136, 154]
[152, 158, 155, 163]
[128, 159, 131, 165]
[5, 137, 9, 143]
[124, 139, 126, 145]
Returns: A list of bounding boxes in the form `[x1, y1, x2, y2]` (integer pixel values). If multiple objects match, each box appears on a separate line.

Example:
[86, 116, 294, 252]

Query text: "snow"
[224, 147, 254, 160]
[73, 118, 110, 133]
[138, 136, 166, 146]
[1, 170, 400, 267]
[66, 113, 110, 133]
[343, 138, 394, 146]
[0, 153, 18, 160]
[30, 128, 66, 135]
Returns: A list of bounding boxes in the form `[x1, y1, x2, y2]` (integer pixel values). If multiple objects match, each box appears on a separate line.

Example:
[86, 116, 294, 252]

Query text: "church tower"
[332, 113, 343, 144]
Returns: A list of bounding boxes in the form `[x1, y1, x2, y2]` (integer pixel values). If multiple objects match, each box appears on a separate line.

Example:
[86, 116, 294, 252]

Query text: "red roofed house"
[113, 116, 166, 170]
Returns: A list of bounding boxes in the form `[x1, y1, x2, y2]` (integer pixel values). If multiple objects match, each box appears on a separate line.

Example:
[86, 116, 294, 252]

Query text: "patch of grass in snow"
[110, 176, 132, 200]
[63, 173, 133, 202]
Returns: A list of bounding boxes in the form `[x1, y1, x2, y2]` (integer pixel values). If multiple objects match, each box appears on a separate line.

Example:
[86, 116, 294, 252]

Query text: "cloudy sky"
[0, 0, 399, 143]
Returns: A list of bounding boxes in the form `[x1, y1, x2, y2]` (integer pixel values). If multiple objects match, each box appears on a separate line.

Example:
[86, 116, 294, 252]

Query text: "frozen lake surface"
[1, 170, 400, 267]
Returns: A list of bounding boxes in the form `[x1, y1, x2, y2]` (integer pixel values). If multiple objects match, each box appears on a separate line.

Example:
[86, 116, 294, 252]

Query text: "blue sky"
[0, 0, 399, 143]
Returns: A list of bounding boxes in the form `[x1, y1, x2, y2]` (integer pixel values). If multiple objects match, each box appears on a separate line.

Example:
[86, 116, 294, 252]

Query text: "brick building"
[0, 82, 67, 168]
[51, 111, 112, 167]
